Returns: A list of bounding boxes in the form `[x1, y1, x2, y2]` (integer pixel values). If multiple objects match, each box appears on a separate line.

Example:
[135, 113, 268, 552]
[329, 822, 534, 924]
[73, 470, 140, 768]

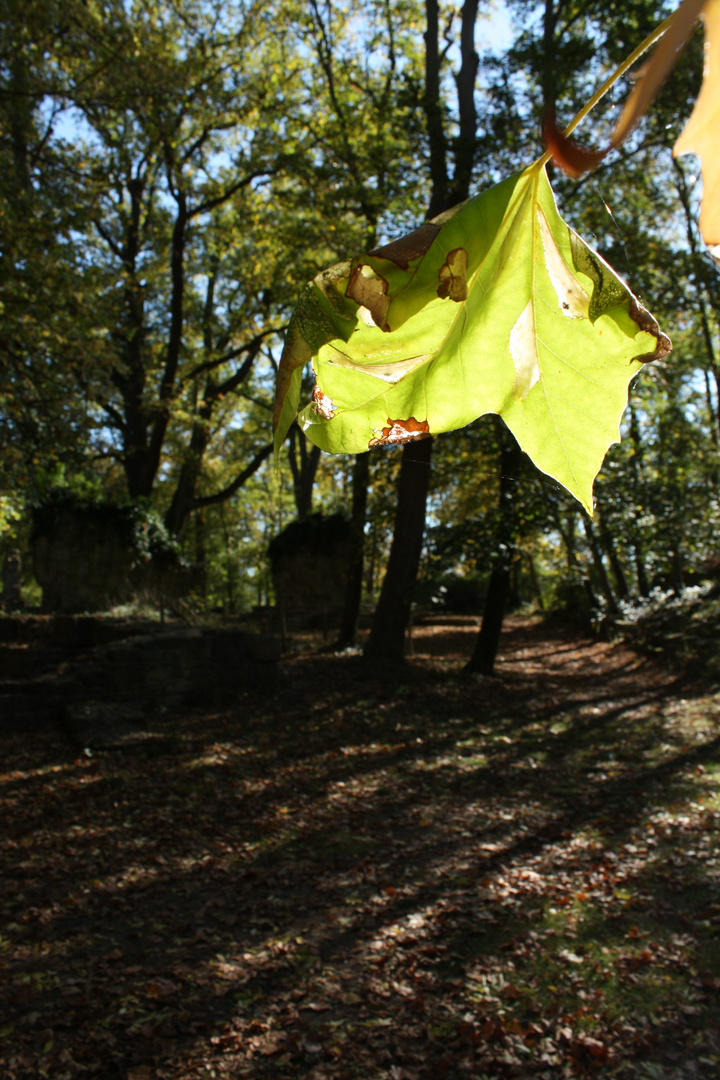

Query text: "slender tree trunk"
[165, 393, 211, 536]
[337, 452, 370, 648]
[556, 506, 598, 610]
[365, 437, 433, 661]
[598, 515, 629, 600]
[137, 193, 189, 497]
[366, 523, 378, 596]
[634, 548, 650, 598]
[541, 0, 558, 117]
[467, 569, 513, 675]
[115, 181, 150, 499]
[583, 516, 618, 614]
[448, 0, 479, 205]
[194, 508, 207, 605]
[627, 402, 650, 597]
[509, 558, 521, 609]
[671, 545, 684, 594]
[7, 27, 32, 194]
[366, 0, 482, 662]
[703, 368, 719, 453]
[218, 504, 236, 615]
[424, 0, 447, 218]
[526, 552, 544, 610]
[288, 425, 322, 521]
[465, 429, 521, 674]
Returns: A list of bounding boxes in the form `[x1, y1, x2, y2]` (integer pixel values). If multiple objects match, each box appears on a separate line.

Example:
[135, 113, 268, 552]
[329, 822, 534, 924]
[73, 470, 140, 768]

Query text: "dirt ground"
[2, 616, 720, 1079]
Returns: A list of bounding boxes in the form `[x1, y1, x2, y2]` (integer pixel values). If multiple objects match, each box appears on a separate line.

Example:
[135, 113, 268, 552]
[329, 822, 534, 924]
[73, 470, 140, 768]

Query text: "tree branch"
[93, 218, 122, 258]
[425, 0, 449, 217]
[99, 400, 127, 433]
[190, 168, 276, 218]
[182, 327, 279, 383]
[145, 191, 188, 485]
[193, 441, 273, 507]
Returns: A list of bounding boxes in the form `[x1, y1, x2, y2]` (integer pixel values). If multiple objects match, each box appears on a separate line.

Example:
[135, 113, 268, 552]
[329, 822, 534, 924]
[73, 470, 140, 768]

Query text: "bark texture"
[465, 430, 522, 675]
[365, 437, 433, 662]
[337, 452, 370, 648]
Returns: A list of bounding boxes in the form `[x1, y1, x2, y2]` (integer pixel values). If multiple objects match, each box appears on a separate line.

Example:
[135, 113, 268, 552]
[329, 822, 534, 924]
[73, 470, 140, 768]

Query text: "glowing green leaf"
[273, 162, 670, 513]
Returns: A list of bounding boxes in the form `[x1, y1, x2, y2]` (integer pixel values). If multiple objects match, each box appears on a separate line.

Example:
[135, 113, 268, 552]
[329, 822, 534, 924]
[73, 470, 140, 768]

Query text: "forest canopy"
[0, 0, 718, 635]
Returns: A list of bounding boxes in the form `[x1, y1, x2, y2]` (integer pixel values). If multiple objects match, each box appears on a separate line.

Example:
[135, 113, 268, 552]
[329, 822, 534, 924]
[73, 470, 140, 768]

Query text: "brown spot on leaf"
[311, 383, 335, 419]
[346, 264, 391, 331]
[368, 417, 431, 447]
[628, 297, 672, 362]
[437, 247, 469, 301]
[368, 221, 442, 270]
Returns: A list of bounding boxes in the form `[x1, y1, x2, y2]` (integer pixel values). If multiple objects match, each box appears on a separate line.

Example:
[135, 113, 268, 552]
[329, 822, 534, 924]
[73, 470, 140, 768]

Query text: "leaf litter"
[1, 615, 720, 1079]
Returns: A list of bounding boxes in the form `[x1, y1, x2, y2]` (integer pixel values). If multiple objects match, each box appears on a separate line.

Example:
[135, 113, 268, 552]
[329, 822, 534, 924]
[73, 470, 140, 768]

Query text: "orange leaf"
[543, 109, 608, 177]
[674, 0, 720, 261]
[546, 0, 706, 176]
[610, 0, 706, 147]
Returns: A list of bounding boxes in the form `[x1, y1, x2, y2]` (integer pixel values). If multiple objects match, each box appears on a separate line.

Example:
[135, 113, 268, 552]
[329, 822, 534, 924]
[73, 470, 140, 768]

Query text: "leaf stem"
[537, 9, 678, 168]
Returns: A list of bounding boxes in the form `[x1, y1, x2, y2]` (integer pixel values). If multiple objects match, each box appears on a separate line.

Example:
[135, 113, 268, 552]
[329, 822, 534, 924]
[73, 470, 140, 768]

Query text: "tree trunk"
[555, 505, 598, 610]
[366, 522, 378, 596]
[424, 0, 447, 218]
[7, 24, 33, 194]
[634, 548, 650, 598]
[365, 0, 482, 662]
[337, 452, 370, 648]
[671, 544, 684, 594]
[218, 504, 236, 615]
[164, 393, 211, 536]
[365, 437, 433, 662]
[583, 516, 618, 614]
[115, 180, 150, 499]
[194, 508, 207, 604]
[448, 0, 479, 205]
[627, 401, 650, 597]
[466, 566, 513, 675]
[164, 270, 265, 537]
[121, 190, 189, 501]
[541, 0, 559, 117]
[526, 551, 544, 610]
[598, 515, 629, 600]
[288, 424, 322, 521]
[509, 557, 521, 610]
[465, 429, 521, 674]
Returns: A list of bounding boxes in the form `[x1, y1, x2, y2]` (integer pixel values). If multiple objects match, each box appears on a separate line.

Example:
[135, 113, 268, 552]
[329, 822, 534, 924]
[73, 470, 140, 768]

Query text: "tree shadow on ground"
[1, 617, 719, 1079]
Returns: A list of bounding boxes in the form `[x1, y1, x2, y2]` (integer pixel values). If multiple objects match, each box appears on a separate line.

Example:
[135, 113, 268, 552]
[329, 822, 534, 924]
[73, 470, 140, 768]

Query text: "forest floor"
[2, 615, 720, 1080]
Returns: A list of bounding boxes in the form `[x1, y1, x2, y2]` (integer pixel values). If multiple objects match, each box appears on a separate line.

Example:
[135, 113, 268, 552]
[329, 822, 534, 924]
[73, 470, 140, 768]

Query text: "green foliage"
[0, 0, 718, 627]
[614, 582, 720, 679]
[0, 496, 22, 543]
[30, 491, 181, 563]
